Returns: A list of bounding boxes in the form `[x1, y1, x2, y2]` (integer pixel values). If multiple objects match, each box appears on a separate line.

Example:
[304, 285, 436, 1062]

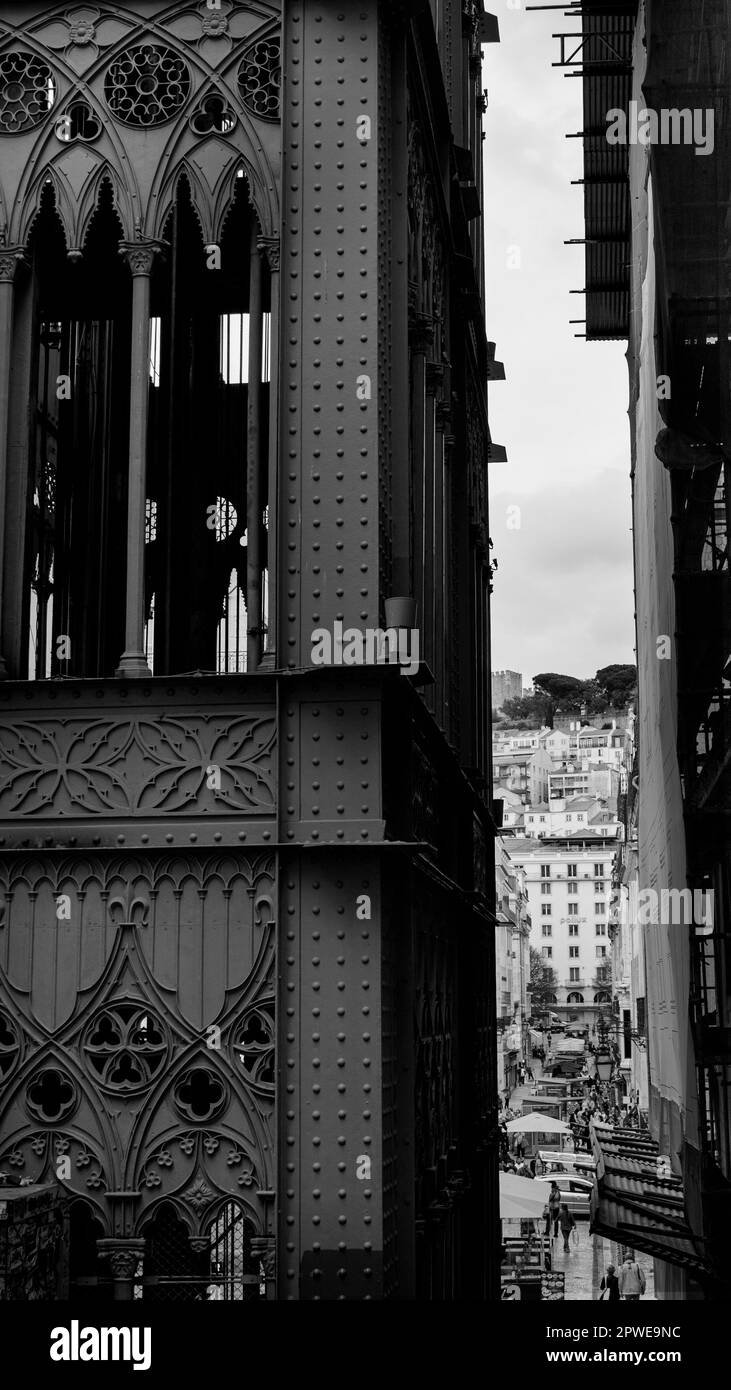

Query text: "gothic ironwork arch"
[3, 40, 143, 246]
[17, 155, 135, 252]
[149, 130, 275, 246]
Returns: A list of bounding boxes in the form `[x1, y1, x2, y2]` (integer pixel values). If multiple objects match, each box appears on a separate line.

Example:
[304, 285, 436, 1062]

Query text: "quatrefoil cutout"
[26, 1067, 79, 1123]
[189, 92, 237, 137]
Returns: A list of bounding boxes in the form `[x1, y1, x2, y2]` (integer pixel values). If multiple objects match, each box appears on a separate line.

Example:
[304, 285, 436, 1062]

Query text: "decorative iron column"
[97, 1239, 145, 1301]
[435, 397, 452, 726]
[0, 249, 26, 680]
[257, 235, 280, 668]
[247, 228, 264, 670]
[424, 360, 443, 707]
[251, 1234, 276, 1300]
[116, 240, 162, 679]
[408, 313, 434, 645]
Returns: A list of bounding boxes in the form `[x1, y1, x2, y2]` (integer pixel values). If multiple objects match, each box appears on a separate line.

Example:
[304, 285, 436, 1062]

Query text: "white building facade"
[508, 836, 618, 1029]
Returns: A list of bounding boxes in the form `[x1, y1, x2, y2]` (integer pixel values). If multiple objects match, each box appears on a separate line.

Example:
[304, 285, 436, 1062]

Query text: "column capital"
[257, 235, 280, 272]
[409, 312, 435, 353]
[188, 1237, 210, 1255]
[251, 1234, 276, 1297]
[97, 1238, 146, 1281]
[120, 239, 164, 277]
[426, 361, 445, 396]
[0, 247, 27, 283]
[251, 1234, 276, 1277]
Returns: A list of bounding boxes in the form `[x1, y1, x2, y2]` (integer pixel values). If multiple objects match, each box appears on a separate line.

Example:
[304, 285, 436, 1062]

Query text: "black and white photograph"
[0, 0, 727, 1369]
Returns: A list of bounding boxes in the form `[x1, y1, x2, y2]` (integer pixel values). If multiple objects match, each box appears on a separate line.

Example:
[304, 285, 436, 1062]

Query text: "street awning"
[499, 1172, 547, 1220]
[507, 1113, 571, 1135]
[590, 1123, 706, 1275]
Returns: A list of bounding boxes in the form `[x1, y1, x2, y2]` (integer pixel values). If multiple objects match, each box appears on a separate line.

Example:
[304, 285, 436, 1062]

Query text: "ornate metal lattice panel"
[104, 45, 191, 128]
[0, 711, 275, 820]
[139, 1199, 262, 1301]
[237, 36, 281, 121]
[0, 51, 56, 134]
[0, 847, 276, 1268]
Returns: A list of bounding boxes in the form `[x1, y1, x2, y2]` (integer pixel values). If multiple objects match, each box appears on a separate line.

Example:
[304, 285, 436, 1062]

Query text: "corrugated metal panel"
[569, 3, 637, 338]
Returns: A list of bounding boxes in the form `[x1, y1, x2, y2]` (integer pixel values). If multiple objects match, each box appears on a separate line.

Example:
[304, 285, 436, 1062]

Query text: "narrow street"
[549, 1231, 655, 1303]
[505, 1059, 655, 1301]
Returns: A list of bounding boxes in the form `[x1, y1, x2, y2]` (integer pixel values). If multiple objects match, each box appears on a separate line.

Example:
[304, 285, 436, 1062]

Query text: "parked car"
[535, 1173, 594, 1218]
[536, 1149, 597, 1177]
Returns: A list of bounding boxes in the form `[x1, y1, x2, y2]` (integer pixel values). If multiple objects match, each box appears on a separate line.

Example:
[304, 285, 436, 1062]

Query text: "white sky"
[482, 4, 636, 690]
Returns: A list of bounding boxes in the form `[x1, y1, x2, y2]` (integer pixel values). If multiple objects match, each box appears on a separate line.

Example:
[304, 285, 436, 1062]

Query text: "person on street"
[618, 1254, 646, 1300]
[515, 1134, 525, 1159]
[548, 1181, 561, 1238]
[559, 1203, 576, 1253]
[600, 1264, 620, 1302]
[542, 1202, 551, 1238]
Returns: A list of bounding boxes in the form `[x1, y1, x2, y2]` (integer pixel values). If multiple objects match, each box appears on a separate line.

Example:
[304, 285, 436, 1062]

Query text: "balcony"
[679, 683, 731, 814]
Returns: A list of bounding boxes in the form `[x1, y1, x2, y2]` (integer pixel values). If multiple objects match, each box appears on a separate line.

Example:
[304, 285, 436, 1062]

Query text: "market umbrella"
[499, 1172, 548, 1219]
[506, 1112, 571, 1135]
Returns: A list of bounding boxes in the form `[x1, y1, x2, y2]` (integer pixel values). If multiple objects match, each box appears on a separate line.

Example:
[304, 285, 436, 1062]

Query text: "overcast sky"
[482, 6, 636, 690]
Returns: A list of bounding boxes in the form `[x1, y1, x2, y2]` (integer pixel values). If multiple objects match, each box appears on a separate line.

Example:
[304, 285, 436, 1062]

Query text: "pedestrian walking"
[542, 1202, 551, 1238]
[618, 1254, 646, 1300]
[559, 1203, 576, 1253]
[548, 1181, 561, 1238]
[515, 1134, 526, 1159]
[599, 1265, 620, 1302]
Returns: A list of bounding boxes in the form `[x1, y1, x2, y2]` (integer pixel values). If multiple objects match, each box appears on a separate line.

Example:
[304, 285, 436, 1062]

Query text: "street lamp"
[595, 1048, 613, 1083]
[595, 1009, 614, 1083]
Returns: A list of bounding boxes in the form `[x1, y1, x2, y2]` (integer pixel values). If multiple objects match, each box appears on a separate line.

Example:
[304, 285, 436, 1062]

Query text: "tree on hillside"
[533, 673, 612, 717]
[529, 947, 559, 1017]
[595, 664, 637, 709]
[497, 668, 637, 726]
[533, 673, 585, 714]
[501, 692, 552, 725]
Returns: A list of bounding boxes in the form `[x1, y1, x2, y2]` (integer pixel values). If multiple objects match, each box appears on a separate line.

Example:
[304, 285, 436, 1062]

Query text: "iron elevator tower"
[0, 0, 499, 1299]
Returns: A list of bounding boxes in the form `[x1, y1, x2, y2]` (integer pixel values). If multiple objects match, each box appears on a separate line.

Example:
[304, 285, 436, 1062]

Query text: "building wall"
[627, 14, 698, 1168]
[509, 840, 616, 1021]
[626, 2, 701, 1298]
[492, 670, 522, 710]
